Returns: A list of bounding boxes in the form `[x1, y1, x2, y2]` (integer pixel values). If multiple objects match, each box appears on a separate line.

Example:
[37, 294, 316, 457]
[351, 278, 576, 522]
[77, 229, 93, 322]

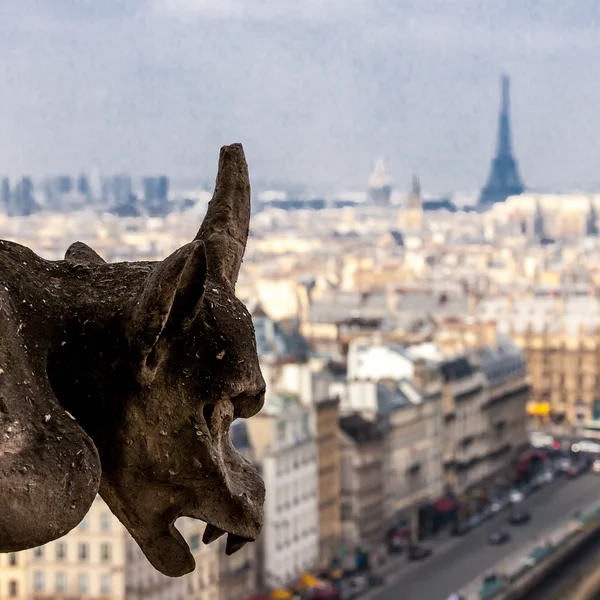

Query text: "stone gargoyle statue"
[0, 143, 266, 577]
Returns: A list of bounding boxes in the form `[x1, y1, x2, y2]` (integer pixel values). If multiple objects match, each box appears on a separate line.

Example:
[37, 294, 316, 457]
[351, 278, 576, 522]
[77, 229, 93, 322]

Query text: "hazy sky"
[1, 0, 599, 192]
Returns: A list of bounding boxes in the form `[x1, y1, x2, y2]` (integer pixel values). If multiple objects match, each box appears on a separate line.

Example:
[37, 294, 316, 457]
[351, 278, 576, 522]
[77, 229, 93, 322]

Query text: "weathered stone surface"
[0, 144, 266, 577]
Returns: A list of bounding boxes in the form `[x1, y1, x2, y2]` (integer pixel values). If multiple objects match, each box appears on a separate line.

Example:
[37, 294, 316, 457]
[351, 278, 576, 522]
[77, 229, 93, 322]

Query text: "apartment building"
[0, 496, 127, 600]
[380, 380, 444, 527]
[341, 339, 446, 524]
[475, 296, 594, 429]
[0, 552, 25, 600]
[245, 393, 319, 590]
[315, 398, 342, 566]
[475, 340, 530, 479]
[339, 414, 385, 548]
[439, 356, 488, 493]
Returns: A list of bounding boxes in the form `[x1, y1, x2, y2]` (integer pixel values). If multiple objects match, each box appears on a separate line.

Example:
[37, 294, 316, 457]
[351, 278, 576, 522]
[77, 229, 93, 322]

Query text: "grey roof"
[309, 290, 469, 324]
[472, 337, 526, 383]
[477, 295, 600, 334]
[376, 379, 423, 414]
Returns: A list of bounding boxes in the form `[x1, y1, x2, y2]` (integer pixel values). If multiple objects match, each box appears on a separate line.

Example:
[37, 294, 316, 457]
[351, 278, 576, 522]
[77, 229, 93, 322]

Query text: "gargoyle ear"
[128, 240, 207, 376]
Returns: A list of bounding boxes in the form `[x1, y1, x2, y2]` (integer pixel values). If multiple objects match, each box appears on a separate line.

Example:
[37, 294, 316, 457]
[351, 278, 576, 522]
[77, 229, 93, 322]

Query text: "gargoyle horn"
[195, 143, 251, 287]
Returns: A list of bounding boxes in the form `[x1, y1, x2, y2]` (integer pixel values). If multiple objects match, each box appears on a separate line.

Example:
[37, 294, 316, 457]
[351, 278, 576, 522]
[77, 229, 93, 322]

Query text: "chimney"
[412, 359, 426, 393]
[467, 291, 479, 315]
[385, 286, 398, 314]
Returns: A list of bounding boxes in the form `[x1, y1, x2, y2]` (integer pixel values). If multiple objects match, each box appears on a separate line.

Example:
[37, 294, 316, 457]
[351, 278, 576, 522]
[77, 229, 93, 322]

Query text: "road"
[369, 474, 600, 600]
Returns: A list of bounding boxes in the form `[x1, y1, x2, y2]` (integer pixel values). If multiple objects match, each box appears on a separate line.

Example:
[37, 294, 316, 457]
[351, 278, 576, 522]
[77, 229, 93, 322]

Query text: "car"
[542, 470, 555, 483]
[451, 521, 471, 536]
[509, 489, 524, 503]
[367, 573, 384, 587]
[481, 506, 494, 521]
[407, 545, 432, 561]
[468, 514, 482, 527]
[488, 530, 510, 545]
[558, 458, 572, 472]
[509, 510, 531, 525]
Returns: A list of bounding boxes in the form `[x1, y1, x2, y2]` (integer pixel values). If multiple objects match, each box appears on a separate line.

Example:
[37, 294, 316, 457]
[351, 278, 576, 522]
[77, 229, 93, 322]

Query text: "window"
[101, 574, 112, 595]
[78, 543, 88, 561]
[100, 512, 112, 532]
[190, 534, 200, 551]
[33, 571, 44, 592]
[101, 543, 112, 562]
[79, 515, 89, 530]
[34, 546, 44, 560]
[56, 543, 66, 561]
[9, 581, 17, 597]
[277, 421, 287, 442]
[78, 573, 89, 594]
[8, 553, 17, 566]
[56, 572, 67, 593]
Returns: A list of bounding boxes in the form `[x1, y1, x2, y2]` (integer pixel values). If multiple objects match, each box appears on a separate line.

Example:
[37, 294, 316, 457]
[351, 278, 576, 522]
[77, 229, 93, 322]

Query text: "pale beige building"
[339, 414, 385, 548]
[0, 496, 127, 600]
[381, 380, 444, 528]
[433, 320, 530, 490]
[316, 398, 342, 565]
[477, 295, 600, 427]
[0, 551, 25, 599]
[439, 356, 489, 493]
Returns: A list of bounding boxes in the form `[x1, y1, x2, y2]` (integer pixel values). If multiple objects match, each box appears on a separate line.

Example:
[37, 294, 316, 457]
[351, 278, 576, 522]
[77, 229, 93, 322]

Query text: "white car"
[509, 489, 524, 503]
[541, 470, 554, 483]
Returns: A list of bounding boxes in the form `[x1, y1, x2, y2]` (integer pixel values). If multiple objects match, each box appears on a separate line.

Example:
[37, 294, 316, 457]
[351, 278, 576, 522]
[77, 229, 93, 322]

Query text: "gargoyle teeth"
[225, 533, 250, 555]
[202, 524, 226, 545]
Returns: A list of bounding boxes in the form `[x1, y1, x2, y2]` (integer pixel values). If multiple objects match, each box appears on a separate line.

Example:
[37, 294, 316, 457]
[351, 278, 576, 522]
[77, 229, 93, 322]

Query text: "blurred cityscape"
[3, 75, 600, 600]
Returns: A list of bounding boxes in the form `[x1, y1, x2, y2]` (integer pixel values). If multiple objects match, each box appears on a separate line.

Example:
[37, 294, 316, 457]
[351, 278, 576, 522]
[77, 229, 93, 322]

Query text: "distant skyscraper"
[479, 75, 525, 208]
[368, 158, 392, 206]
[142, 175, 170, 216]
[110, 174, 133, 206]
[1, 178, 10, 213]
[12, 177, 38, 216]
[88, 163, 103, 203]
[77, 174, 91, 198]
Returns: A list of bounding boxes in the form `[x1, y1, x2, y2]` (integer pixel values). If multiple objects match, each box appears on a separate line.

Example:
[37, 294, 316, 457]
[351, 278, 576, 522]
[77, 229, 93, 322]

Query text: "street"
[369, 474, 600, 600]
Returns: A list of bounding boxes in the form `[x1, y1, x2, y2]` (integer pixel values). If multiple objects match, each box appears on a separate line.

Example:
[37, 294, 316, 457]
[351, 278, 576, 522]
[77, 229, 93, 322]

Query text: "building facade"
[315, 398, 342, 566]
[474, 339, 530, 482]
[246, 394, 319, 590]
[0, 496, 127, 600]
[381, 380, 444, 530]
[439, 356, 489, 494]
[339, 414, 385, 549]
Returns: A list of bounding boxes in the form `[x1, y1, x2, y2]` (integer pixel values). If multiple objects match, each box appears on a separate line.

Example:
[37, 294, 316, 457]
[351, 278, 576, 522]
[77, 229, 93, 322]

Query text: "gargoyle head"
[45, 144, 266, 576]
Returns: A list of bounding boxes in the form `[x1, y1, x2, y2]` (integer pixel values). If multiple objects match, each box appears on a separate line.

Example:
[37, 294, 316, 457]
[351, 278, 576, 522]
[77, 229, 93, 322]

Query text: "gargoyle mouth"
[202, 523, 251, 555]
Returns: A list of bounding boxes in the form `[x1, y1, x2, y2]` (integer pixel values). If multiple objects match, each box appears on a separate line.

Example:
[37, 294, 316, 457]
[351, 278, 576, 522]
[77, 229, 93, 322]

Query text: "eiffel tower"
[478, 75, 525, 208]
